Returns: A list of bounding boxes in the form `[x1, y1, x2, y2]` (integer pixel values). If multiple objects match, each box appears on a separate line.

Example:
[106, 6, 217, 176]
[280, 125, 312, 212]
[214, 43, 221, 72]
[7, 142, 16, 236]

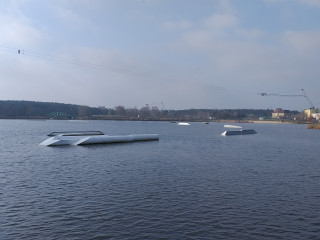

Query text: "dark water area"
[1, 120, 320, 239]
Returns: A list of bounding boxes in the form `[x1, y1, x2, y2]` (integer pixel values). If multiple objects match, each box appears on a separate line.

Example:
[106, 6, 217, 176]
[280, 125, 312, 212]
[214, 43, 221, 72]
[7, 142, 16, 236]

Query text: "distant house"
[311, 113, 320, 121]
[304, 108, 320, 119]
[272, 108, 289, 119]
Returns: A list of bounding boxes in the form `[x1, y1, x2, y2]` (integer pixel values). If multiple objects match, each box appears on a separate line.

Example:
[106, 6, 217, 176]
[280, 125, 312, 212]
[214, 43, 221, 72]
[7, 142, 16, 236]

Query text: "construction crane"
[161, 101, 166, 111]
[260, 89, 315, 109]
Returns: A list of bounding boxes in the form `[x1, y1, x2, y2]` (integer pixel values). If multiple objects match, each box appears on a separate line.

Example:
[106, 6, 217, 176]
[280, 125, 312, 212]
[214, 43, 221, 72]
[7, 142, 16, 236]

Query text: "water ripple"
[1, 121, 320, 239]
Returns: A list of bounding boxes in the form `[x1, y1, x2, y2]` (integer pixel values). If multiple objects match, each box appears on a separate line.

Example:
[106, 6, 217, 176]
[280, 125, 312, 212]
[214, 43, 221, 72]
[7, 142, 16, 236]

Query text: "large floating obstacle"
[221, 129, 257, 136]
[221, 124, 257, 136]
[40, 131, 159, 146]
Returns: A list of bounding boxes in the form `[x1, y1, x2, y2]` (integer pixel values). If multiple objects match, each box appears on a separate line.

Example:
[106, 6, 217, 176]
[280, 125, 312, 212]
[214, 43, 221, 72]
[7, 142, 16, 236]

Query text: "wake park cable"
[0, 45, 172, 81]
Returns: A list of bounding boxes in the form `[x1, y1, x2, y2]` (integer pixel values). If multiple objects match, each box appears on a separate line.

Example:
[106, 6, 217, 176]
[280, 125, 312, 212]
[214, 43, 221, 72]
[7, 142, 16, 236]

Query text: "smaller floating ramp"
[221, 129, 257, 136]
[40, 131, 159, 146]
[224, 125, 242, 128]
[177, 122, 190, 126]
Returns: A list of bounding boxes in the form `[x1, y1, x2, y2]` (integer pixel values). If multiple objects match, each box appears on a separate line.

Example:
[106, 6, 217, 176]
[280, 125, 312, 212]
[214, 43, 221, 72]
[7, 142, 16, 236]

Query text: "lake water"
[1, 120, 320, 239]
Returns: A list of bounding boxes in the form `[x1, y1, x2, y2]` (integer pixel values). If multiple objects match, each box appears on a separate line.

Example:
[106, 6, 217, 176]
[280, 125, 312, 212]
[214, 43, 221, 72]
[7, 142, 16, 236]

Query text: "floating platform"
[224, 124, 242, 128]
[40, 131, 159, 146]
[221, 129, 257, 136]
[307, 123, 320, 129]
[177, 122, 190, 126]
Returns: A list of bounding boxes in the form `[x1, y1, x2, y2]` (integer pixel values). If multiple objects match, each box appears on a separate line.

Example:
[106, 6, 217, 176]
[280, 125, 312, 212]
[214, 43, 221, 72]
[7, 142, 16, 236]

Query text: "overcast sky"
[0, 0, 319, 110]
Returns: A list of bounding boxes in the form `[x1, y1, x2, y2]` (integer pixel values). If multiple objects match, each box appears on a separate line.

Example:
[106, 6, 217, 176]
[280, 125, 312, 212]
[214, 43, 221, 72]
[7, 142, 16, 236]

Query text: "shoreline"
[253, 120, 290, 124]
[0, 118, 309, 125]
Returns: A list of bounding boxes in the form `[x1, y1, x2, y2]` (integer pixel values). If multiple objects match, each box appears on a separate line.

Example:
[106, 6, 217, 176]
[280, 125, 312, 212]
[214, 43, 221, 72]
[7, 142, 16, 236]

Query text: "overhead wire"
[0, 45, 171, 81]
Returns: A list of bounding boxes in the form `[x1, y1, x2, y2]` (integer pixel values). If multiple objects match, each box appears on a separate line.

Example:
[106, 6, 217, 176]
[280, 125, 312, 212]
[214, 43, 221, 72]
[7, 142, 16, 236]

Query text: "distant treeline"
[0, 100, 298, 121]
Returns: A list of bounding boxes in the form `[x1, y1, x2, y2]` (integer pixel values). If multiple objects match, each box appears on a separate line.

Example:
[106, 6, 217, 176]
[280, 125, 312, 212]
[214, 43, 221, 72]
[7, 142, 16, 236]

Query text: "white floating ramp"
[224, 125, 242, 128]
[40, 131, 159, 146]
[177, 122, 190, 126]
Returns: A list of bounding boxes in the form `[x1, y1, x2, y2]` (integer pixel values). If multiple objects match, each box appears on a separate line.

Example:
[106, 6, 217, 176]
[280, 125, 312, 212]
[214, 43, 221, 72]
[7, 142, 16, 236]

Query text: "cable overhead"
[0, 45, 171, 81]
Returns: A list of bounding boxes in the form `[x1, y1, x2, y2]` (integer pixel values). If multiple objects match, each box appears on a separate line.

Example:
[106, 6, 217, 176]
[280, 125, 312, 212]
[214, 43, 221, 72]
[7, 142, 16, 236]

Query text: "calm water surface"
[1, 120, 320, 239]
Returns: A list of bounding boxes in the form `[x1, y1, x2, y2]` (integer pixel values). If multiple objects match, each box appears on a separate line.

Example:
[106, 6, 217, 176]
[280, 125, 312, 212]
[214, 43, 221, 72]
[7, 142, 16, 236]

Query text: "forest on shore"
[0, 100, 299, 121]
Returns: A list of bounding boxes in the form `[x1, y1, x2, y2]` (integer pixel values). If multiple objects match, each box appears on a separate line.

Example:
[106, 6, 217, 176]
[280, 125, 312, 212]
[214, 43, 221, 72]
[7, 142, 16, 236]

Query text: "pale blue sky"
[1, 0, 320, 110]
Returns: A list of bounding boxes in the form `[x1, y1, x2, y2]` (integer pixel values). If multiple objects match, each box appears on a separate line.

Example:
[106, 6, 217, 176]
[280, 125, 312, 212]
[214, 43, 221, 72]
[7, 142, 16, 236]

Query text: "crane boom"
[301, 89, 315, 109]
[260, 89, 315, 109]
